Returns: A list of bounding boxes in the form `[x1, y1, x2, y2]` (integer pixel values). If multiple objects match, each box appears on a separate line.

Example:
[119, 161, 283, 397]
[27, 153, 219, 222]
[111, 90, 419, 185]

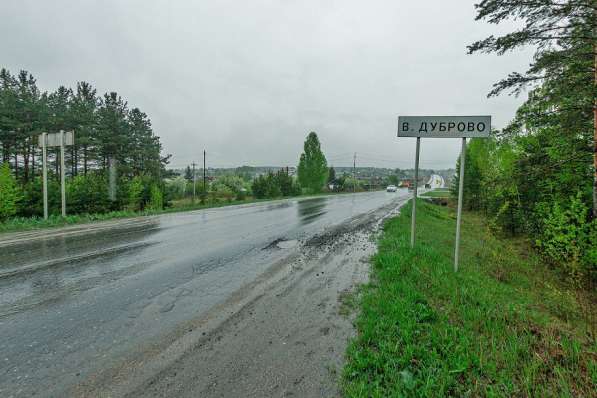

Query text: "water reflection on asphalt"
[0, 190, 409, 397]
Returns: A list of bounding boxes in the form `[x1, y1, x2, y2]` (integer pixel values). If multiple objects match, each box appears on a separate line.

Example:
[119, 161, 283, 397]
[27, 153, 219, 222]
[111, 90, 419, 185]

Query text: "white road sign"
[397, 116, 491, 138]
[38, 131, 74, 147]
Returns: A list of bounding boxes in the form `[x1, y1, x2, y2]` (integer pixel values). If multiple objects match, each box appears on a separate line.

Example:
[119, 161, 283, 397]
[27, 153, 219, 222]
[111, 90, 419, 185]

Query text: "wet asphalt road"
[0, 190, 409, 397]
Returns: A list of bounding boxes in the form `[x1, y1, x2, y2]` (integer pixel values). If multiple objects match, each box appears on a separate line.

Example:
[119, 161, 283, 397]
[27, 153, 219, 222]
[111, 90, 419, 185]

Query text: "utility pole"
[191, 162, 197, 203]
[353, 152, 357, 193]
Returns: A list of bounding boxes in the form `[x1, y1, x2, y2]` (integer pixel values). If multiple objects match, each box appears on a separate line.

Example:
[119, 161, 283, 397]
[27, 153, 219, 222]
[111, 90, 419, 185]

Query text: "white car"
[386, 185, 397, 192]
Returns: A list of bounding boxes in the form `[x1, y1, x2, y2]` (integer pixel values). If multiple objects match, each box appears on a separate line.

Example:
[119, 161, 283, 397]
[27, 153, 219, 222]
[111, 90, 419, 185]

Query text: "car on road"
[386, 185, 397, 192]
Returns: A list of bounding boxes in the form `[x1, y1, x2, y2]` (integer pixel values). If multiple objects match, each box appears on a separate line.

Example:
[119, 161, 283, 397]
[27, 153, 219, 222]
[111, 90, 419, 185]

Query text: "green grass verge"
[343, 199, 596, 397]
[421, 189, 451, 198]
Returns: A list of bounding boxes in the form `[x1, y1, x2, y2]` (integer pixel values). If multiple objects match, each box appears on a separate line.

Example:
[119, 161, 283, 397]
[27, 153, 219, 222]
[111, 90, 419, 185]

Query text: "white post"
[411, 137, 420, 248]
[108, 158, 117, 201]
[60, 130, 66, 217]
[42, 132, 48, 220]
[454, 137, 466, 271]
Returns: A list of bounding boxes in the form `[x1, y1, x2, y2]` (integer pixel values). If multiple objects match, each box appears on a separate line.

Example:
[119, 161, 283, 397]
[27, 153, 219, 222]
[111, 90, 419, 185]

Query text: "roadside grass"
[343, 199, 596, 397]
[420, 188, 451, 198]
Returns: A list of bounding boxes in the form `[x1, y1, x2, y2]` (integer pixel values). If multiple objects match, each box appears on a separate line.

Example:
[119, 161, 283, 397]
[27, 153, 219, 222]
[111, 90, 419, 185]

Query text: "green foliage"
[66, 173, 110, 214]
[148, 184, 163, 210]
[297, 132, 328, 193]
[165, 176, 188, 200]
[387, 174, 399, 186]
[535, 193, 596, 282]
[128, 176, 145, 211]
[0, 163, 20, 219]
[467, 2, 596, 282]
[341, 176, 364, 192]
[214, 185, 234, 203]
[251, 173, 280, 199]
[0, 67, 168, 215]
[343, 200, 596, 396]
[275, 170, 300, 196]
[212, 175, 248, 194]
[251, 170, 299, 199]
[450, 138, 489, 211]
[184, 165, 193, 181]
[327, 166, 336, 183]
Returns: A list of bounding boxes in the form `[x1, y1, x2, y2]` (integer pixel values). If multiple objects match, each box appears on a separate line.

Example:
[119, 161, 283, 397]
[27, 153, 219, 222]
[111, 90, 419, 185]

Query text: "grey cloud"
[1, 0, 531, 169]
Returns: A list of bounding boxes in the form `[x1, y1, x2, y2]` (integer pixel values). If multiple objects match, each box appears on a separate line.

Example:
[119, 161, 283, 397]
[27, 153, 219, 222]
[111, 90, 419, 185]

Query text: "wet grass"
[343, 200, 596, 397]
[420, 188, 450, 198]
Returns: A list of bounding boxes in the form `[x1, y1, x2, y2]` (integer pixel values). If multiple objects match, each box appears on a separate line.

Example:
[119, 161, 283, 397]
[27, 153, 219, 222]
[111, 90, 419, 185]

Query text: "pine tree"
[71, 82, 98, 175]
[468, 0, 596, 217]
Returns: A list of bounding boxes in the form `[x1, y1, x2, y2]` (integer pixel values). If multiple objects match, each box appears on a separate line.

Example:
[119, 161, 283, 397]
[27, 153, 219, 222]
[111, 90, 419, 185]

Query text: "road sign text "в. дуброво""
[397, 116, 491, 138]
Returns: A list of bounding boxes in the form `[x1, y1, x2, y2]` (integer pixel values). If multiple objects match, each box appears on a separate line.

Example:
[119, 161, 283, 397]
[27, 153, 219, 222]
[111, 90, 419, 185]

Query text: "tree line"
[455, 0, 596, 283]
[0, 68, 168, 218]
[0, 68, 167, 181]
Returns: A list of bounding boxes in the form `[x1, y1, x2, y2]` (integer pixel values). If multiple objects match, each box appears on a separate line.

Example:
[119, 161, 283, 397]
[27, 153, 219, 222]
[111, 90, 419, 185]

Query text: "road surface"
[0, 190, 411, 397]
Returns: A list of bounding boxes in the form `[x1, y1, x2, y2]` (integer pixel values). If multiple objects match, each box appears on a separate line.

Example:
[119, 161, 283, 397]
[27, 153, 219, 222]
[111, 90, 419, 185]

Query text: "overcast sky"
[1, 0, 532, 169]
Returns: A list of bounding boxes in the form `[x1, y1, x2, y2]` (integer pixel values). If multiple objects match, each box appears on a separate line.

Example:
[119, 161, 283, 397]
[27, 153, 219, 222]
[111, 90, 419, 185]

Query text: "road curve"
[0, 190, 410, 397]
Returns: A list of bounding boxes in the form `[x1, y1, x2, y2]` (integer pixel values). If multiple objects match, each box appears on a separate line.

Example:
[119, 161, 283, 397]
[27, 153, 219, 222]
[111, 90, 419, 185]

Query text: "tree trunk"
[593, 4, 597, 218]
[74, 145, 78, 176]
[24, 143, 29, 181]
[31, 146, 35, 178]
[14, 152, 18, 179]
[83, 145, 88, 175]
[71, 146, 75, 176]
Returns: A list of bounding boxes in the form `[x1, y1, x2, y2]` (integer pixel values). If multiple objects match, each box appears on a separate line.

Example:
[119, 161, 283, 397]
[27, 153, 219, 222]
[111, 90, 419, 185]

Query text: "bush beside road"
[343, 200, 596, 397]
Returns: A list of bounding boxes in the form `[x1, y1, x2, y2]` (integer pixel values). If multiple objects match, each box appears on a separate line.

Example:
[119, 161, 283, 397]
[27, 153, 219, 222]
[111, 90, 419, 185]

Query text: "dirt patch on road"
[73, 199, 407, 398]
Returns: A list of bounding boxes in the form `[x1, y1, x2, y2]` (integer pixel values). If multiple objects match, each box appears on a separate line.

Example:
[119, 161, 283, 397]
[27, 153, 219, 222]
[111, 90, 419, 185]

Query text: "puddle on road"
[276, 239, 298, 249]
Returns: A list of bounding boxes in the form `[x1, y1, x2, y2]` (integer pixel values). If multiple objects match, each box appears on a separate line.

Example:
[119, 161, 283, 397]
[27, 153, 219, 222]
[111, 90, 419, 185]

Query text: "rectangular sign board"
[397, 116, 491, 138]
[38, 131, 74, 148]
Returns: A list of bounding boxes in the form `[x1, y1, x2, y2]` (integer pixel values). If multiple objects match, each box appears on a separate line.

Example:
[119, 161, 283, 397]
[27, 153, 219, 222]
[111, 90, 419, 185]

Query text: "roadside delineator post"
[397, 116, 490, 271]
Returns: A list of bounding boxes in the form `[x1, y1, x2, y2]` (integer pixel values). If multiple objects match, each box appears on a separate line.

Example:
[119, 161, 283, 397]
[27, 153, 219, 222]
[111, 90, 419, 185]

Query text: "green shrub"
[535, 193, 595, 282]
[148, 183, 163, 210]
[212, 175, 248, 194]
[0, 163, 20, 220]
[214, 185, 234, 203]
[128, 176, 145, 211]
[67, 173, 110, 214]
[251, 172, 296, 199]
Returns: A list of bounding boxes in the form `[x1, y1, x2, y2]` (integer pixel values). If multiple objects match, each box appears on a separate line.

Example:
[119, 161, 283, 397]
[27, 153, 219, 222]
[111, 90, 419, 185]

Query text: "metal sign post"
[454, 137, 466, 271]
[42, 132, 48, 220]
[411, 137, 420, 247]
[60, 130, 66, 217]
[38, 131, 74, 219]
[397, 116, 490, 271]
